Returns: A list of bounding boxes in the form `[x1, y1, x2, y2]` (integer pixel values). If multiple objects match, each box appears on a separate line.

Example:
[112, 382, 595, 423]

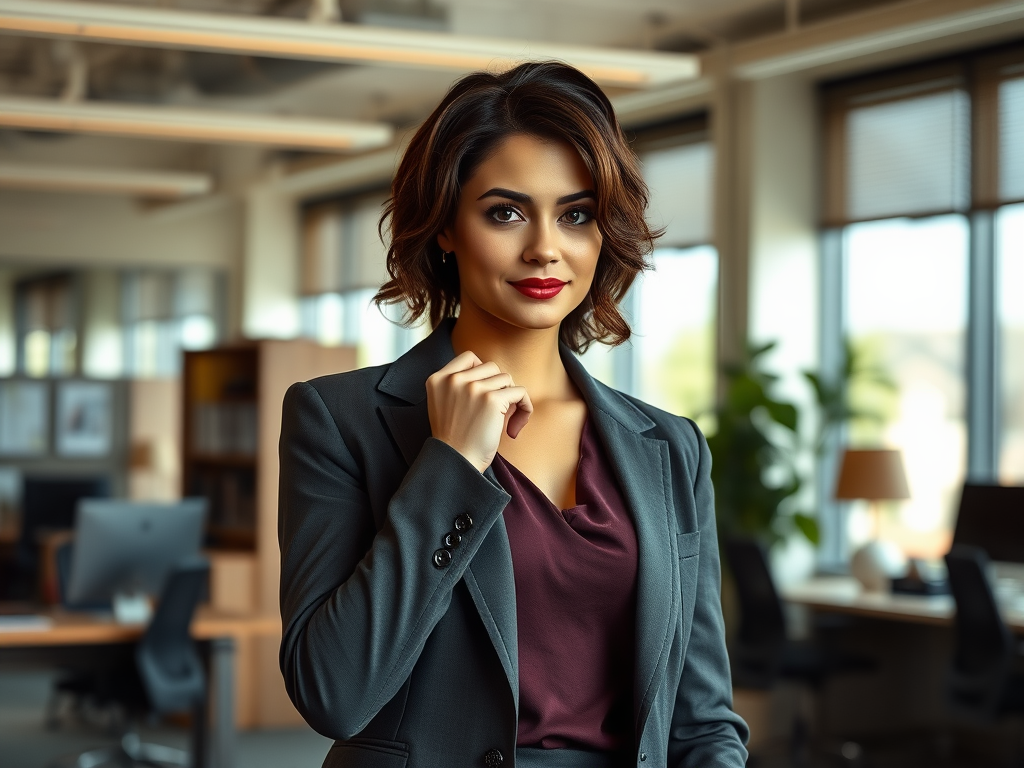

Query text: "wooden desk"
[0, 606, 281, 768]
[0, 606, 279, 647]
[781, 576, 1024, 633]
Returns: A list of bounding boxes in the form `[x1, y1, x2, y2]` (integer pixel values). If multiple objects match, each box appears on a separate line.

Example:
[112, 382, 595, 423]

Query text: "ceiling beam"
[0, 0, 700, 89]
[0, 163, 213, 197]
[0, 96, 394, 151]
[730, 0, 1024, 80]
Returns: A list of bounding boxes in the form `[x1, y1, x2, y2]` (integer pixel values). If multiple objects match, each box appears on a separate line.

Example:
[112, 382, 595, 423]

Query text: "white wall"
[242, 187, 301, 339]
[744, 73, 821, 582]
[0, 190, 241, 270]
[747, 74, 820, 391]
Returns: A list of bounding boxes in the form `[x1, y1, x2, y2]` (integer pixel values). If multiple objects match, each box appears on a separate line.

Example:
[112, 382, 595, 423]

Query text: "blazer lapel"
[377, 324, 679, 727]
[377, 320, 520, 703]
[562, 351, 678, 737]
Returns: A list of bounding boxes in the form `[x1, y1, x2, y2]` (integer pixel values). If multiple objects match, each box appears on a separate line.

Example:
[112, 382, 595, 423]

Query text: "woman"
[279, 62, 748, 768]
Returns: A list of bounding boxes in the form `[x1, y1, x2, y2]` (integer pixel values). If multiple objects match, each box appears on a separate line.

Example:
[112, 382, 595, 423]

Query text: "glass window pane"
[24, 330, 50, 378]
[844, 215, 968, 558]
[997, 202, 1024, 483]
[846, 90, 970, 220]
[181, 315, 217, 351]
[634, 246, 718, 428]
[1000, 77, 1024, 202]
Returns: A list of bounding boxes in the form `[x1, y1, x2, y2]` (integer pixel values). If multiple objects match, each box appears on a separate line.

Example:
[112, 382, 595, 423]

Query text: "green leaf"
[763, 401, 799, 432]
[792, 513, 820, 545]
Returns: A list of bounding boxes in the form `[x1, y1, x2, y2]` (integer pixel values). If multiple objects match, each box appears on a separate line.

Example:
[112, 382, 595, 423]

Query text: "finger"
[437, 351, 483, 375]
[506, 390, 533, 439]
[451, 362, 502, 385]
[465, 372, 514, 393]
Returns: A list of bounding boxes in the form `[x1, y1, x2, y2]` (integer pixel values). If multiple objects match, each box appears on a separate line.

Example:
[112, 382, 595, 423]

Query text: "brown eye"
[488, 205, 522, 223]
[561, 208, 593, 225]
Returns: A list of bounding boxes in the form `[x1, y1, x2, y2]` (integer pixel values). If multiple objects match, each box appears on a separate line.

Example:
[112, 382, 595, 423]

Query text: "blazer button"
[454, 513, 473, 532]
[444, 531, 462, 548]
[483, 748, 503, 767]
[432, 548, 452, 568]
[639, 753, 647, 762]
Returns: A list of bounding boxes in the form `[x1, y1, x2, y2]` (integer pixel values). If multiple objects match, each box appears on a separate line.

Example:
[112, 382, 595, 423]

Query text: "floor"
[0, 669, 333, 768]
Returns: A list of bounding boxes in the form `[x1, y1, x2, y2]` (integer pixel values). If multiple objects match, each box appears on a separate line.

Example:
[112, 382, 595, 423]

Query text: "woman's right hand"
[426, 351, 533, 473]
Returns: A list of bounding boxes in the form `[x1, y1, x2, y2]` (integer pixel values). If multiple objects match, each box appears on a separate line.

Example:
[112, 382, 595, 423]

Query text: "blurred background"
[0, 0, 1022, 766]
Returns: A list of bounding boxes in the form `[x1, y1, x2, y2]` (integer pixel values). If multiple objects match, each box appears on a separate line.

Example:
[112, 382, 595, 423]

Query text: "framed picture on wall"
[0, 380, 49, 456]
[56, 381, 113, 457]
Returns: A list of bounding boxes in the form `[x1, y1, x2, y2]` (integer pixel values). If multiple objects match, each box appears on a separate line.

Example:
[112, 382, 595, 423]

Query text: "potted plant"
[706, 341, 817, 548]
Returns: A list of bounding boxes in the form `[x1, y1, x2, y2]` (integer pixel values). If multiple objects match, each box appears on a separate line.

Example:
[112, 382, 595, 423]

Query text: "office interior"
[0, 0, 1022, 766]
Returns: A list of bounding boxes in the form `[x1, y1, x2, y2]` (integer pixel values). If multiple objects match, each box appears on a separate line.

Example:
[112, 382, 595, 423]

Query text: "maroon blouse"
[491, 417, 638, 752]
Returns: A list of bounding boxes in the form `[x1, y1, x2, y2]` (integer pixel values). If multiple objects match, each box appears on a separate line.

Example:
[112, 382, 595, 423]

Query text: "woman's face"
[438, 133, 602, 334]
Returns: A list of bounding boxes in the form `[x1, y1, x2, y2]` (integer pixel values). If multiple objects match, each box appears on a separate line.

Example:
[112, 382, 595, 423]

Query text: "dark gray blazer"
[279, 318, 749, 768]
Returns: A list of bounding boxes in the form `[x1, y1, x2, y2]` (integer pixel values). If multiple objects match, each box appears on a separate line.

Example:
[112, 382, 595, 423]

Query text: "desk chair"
[725, 537, 872, 766]
[50, 555, 209, 768]
[944, 545, 1024, 724]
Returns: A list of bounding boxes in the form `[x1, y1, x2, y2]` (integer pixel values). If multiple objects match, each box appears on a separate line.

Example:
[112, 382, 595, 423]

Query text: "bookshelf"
[181, 339, 356, 727]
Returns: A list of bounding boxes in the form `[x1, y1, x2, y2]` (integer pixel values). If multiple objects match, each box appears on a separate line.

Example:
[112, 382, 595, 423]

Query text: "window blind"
[174, 269, 219, 317]
[846, 89, 970, 221]
[642, 141, 713, 248]
[301, 192, 389, 295]
[1000, 77, 1024, 202]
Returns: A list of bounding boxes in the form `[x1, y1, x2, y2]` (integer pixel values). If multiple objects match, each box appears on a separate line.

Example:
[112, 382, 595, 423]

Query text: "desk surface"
[782, 576, 1024, 633]
[0, 605, 280, 647]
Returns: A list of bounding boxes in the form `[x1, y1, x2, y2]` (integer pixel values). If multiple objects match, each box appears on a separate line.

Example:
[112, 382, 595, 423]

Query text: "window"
[581, 118, 718, 427]
[300, 191, 427, 366]
[998, 203, 1024, 484]
[15, 274, 79, 378]
[122, 269, 222, 378]
[821, 42, 1024, 562]
[844, 216, 968, 557]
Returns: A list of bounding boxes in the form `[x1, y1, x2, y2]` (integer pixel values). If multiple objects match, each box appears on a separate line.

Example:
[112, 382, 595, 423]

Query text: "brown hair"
[374, 61, 657, 353]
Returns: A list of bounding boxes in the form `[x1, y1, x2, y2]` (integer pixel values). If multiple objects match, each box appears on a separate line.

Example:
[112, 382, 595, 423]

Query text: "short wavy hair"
[374, 61, 657, 354]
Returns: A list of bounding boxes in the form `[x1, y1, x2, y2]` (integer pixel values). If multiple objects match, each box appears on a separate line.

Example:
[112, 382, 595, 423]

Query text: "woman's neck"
[449, 312, 575, 404]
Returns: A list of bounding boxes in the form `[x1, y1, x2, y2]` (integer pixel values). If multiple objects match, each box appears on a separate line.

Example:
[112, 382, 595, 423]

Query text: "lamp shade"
[834, 448, 910, 501]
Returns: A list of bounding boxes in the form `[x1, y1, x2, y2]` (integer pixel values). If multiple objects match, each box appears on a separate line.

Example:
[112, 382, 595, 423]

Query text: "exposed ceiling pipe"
[786, 0, 801, 33]
[57, 41, 88, 101]
[308, 0, 341, 25]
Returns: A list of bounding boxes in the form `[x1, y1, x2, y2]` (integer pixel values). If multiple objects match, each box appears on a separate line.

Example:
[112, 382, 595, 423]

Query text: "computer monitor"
[67, 498, 207, 623]
[9, 475, 111, 601]
[951, 483, 1024, 564]
[17, 475, 111, 556]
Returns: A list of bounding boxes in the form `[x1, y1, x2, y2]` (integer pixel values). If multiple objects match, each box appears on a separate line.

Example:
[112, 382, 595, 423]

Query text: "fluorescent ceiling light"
[0, 96, 394, 151]
[0, 0, 699, 88]
[0, 163, 213, 197]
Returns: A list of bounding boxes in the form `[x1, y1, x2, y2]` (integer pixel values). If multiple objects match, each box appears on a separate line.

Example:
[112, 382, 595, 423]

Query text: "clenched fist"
[426, 351, 533, 473]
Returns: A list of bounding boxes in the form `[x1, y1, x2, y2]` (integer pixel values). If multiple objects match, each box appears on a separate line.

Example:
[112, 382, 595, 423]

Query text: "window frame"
[817, 40, 1024, 566]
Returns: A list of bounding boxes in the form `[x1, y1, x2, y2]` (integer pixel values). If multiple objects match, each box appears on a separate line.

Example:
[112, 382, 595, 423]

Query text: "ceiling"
[0, 0, 904, 114]
[0, 0, 908, 182]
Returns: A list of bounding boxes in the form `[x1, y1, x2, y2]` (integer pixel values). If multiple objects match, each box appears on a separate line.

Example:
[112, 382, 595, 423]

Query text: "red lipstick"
[509, 277, 567, 300]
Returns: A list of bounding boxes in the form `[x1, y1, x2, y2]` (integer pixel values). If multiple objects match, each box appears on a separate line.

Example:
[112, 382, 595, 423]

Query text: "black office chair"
[51, 556, 210, 768]
[725, 536, 872, 765]
[944, 544, 1024, 724]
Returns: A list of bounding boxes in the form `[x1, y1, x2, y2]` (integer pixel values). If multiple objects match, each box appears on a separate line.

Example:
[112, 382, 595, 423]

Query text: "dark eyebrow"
[476, 188, 597, 205]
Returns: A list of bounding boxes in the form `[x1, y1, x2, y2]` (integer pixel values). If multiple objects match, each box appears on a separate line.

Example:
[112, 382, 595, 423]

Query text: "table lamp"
[835, 448, 911, 592]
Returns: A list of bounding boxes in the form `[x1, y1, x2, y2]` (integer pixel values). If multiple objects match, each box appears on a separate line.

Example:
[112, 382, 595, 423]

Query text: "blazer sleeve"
[278, 380, 512, 740]
[668, 420, 750, 768]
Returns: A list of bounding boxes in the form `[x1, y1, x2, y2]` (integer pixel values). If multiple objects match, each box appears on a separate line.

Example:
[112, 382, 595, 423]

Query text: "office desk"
[0, 606, 280, 768]
[781, 576, 1024, 633]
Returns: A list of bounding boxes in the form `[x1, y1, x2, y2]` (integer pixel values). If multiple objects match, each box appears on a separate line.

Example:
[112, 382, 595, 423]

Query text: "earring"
[442, 251, 452, 264]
